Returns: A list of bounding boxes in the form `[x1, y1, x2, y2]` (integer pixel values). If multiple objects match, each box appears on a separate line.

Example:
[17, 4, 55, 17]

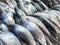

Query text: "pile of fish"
[0, 0, 60, 45]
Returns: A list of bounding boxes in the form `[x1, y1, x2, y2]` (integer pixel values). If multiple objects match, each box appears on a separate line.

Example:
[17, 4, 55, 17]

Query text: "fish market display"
[0, 0, 60, 45]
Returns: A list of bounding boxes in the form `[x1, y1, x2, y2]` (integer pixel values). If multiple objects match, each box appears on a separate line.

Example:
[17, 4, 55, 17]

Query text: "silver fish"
[2, 11, 15, 25]
[6, 0, 17, 8]
[21, 16, 50, 35]
[43, 9, 60, 29]
[31, 2, 43, 12]
[50, 0, 59, 7]
[16, 0, 37, 15]
[32, 0, 49, 10]
[55, 0, 60, 4]
[45, 35, 53, 45]
[0, 2, 15, 13]
[21, 20, 47, 45]
[0, 31, 21, 45]
[41, 16, 60, 45]
[13, 24, 36, 45]
[29, 15, 60, 45]
[15, 7, 26, 17]
[20, 39, 27, 45]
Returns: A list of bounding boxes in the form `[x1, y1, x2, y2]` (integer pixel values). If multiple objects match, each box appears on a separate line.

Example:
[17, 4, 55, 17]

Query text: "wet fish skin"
[31, 2, 43, 12]
[0, 2, 15, 13]
[0, 31, 21, 45]
[15, 0, 37, 15]
[2, 11, 15, 25]
[29, 15, 60, 45]
[12, 24, 36, 45]
[29, 15, 56, 37]
[15, 7, 26, 17]
[6, 0, 17, 8]
[32, 0, 49, 10]
[21, 20, 47, 45]
[45, 35, 53, 45]
[21, 16, 50, 35]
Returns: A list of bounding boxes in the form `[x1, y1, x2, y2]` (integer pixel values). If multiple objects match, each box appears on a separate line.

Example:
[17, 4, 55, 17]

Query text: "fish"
[29, 15, 60, 45]
[15, 7, 26, 17]
[0, 2, 15, 13]
[41, 16, 60, 39]
[42, 9, 60, 29]
[6, 0, 17, 8]
[0, 31, 21, 45]
[48, 19, 60, 41]
[35, 12, 51, 19]
[55, 0, 60, 4]
[29, 15, 57, 37]
[50, 0, 59, 6]
[15, 0, 37, 15]
[21, 16, 50, 35]
[32, 0, 49, 10]
[20, 39, 27, 45]
[27, 15, 60, 38]
[21, 20, 47, 45]
[35, 40, 40, 45]
[40, 0, 52, 7]
[12, 24, 36, 45]
[35, 9, 60, 24]
[45, 35, 53, 45]
[2, 11, 15, 25]
[31, 2, 43, 12]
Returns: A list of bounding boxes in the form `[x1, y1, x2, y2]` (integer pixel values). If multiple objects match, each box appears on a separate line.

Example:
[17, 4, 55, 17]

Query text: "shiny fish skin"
[31, 2, 43, 12]
[6, 0, 17, 8]
[29, 15, 60, 45]
[35, 10, 60, 34]
[21, 16, 50, 35]
[15, 0, 37, 15]
[2, 11, 15, 25]
[13, 24, 36, 45]
[0, 0, 60, 45]
[0, 31, 21, 45]
[0, 2, 15, 13]
[35, 10, 60, 28]
[32, 0, 49, 10]
[45, 36, 53, 45]
[20, 40, 27, 45]
[21, 20, 47, 45]
[15, 7, 26, 17]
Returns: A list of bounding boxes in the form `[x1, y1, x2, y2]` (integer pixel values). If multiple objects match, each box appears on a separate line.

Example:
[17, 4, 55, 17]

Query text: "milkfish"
[10, 24, 36, 45]
[0, 2, 15, 13]
[29, 15, 60, 45]
[31, 2, 43, 12]
[42, 9, 60, 29]
[32, 0, 49, 10]
[0, 30, 21, 45]
[15, 0, 37, 15]
[45, 35, 53, 45]
[21, 16, 50, 35]
[2, 11, 15, 25]
[5, 0, 17, 8]
[20, 20, 47, 45]
[15, 7, 26, 17]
